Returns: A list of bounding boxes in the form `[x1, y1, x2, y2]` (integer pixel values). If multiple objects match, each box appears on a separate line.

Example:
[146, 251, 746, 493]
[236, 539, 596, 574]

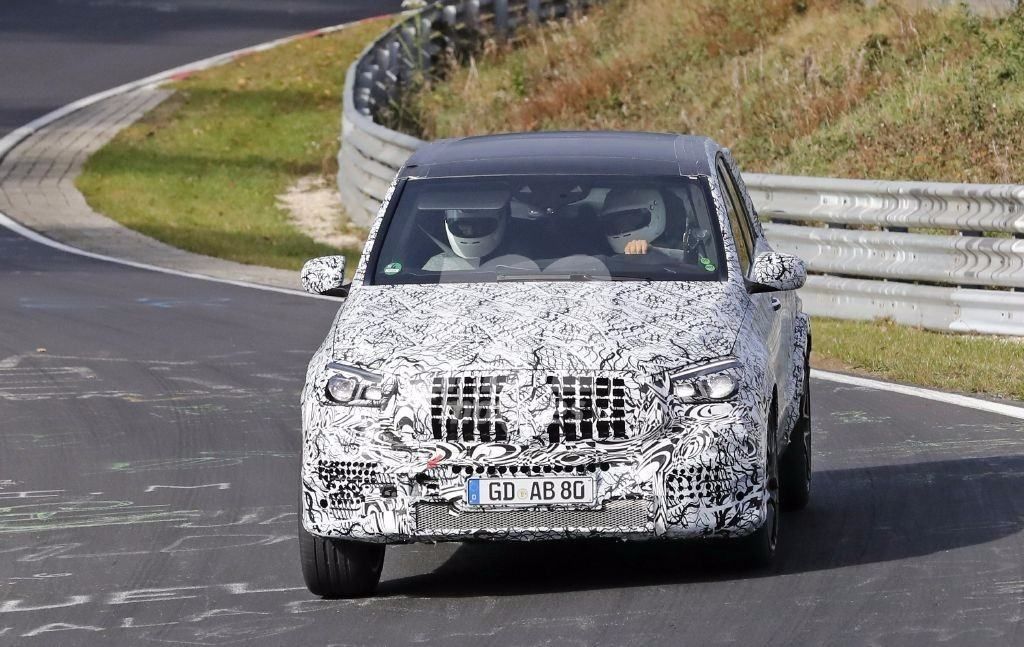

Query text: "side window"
[716, 159, 753, 275]
[725, 162, 760, 244]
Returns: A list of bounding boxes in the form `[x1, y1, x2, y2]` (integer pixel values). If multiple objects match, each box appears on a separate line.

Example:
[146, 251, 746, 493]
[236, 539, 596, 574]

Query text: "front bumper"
[301, 401, 769, 543]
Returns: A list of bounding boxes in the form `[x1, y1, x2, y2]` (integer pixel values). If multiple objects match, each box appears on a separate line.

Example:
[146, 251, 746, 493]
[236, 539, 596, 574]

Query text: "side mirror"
[746, 251, 806, 294]
[300, 256, 349, 297]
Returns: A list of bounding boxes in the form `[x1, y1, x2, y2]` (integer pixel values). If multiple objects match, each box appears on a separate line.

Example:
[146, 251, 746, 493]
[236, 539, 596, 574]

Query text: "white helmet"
[444, 206, 508, 260]
[600, 188, 666, 254]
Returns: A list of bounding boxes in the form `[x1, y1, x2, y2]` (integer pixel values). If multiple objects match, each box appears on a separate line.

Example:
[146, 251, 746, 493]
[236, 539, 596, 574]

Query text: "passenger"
[599, 188, 695, 258]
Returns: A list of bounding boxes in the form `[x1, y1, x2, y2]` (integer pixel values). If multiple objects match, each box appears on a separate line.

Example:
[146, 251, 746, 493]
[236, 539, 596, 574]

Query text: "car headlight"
[669, 358, 740, 403]
[323, 362, 386, 406]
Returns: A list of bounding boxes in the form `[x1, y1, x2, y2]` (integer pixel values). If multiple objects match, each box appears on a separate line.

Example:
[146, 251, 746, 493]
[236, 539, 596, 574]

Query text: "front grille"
[546, 375, 627, 442]
[415, 499, 649, 532]
[426, 373, 634, 444]
[431, 375, 508, 442]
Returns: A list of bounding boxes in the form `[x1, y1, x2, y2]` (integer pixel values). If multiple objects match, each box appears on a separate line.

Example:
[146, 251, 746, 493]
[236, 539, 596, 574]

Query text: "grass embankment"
[404, 0, 1024, 400]
[411, 0, 1024, 183]
[77, 18, 390, 271]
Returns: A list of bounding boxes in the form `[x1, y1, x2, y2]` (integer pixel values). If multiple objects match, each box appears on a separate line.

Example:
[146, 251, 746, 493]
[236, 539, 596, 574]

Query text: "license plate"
[466, 477, 595, 506]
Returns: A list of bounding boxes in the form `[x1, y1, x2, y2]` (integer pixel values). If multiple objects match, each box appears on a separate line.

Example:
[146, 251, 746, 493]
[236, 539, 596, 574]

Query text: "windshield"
[367, 175, 726, 285]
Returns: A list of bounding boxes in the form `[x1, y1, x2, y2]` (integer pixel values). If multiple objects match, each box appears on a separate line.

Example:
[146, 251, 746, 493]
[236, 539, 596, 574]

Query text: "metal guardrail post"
[466, 0, 480, 29]
[442, 4, 458, 26]
[494, 0, 510, 40]
[528, 0, 540, 25]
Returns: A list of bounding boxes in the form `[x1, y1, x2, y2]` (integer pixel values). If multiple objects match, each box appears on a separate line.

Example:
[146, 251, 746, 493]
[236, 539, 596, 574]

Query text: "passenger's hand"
[624, 240, 649, 255]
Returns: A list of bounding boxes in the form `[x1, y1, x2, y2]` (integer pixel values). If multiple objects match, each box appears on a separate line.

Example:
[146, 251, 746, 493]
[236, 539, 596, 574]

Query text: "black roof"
[401, 132, 719, 179]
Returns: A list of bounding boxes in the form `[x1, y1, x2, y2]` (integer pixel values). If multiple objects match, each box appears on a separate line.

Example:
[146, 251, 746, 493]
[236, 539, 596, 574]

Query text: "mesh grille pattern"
[430, 375, 508, 442]
[415, 499, 649, 532]
[546, 375, 627, 443]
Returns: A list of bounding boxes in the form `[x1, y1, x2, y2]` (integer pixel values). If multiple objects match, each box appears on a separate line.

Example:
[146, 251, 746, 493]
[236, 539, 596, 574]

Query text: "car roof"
[401, 131, 719, 179]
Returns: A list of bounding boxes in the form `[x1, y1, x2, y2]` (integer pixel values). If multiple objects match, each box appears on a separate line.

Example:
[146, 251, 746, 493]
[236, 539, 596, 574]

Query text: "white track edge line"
[3, 17, 1022, 418]
[0, 210, 334, 300]
[811, 369, 1024, 420]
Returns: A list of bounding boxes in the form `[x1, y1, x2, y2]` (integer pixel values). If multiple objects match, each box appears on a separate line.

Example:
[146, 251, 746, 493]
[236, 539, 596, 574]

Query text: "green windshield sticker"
[383, 262, 403, 276]
[702, 263, 716, 272]
[699, 256, 712, 266]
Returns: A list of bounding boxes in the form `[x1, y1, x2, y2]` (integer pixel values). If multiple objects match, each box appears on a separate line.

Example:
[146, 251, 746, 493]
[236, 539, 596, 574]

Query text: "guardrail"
[337, 0, 1024, 336]
[747, 175, 1024, 335]
[338, 0, 593, 226]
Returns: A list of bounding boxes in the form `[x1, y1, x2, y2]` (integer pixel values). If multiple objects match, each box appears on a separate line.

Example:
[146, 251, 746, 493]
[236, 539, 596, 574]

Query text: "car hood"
[329, 281, 748, 376]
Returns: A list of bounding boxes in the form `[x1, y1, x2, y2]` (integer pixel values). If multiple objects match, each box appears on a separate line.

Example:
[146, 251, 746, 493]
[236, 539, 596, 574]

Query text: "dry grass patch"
[410, 0, 1024, 183]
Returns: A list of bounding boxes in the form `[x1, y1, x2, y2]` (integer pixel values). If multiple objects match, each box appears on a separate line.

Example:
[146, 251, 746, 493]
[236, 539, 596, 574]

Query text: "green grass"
[812, 318, 1024, 401]
[77, 17, 390, 271]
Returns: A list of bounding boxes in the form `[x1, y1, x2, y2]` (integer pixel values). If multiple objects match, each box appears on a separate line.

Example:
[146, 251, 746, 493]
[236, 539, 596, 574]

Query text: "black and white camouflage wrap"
[300, 255, 348, 295]
[300, 147, 809, 544]
[750, 251, 808, 293]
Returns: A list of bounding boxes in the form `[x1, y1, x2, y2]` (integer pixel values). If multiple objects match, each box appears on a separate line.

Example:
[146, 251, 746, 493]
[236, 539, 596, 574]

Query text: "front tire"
[299, 516, 385, 598]
[780, 363, 812, 511]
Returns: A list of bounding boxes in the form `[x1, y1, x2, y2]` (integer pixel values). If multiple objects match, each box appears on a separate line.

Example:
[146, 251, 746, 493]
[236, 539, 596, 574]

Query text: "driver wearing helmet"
[422, 203, 510, 271]
[599, 188, 672, 256]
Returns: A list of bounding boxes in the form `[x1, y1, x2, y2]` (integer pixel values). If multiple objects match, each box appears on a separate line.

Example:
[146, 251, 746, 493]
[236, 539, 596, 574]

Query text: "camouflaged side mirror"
[747, 251, 807, 294]
[300, 256, 349, 297]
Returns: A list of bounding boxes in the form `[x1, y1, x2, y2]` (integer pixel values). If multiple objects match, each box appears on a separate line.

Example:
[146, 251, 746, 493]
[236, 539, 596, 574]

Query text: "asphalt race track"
[1, 2, 1023, 645]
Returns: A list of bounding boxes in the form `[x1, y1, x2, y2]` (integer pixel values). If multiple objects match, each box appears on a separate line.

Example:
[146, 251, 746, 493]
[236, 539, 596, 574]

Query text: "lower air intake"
[415, 499, 649, 532]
